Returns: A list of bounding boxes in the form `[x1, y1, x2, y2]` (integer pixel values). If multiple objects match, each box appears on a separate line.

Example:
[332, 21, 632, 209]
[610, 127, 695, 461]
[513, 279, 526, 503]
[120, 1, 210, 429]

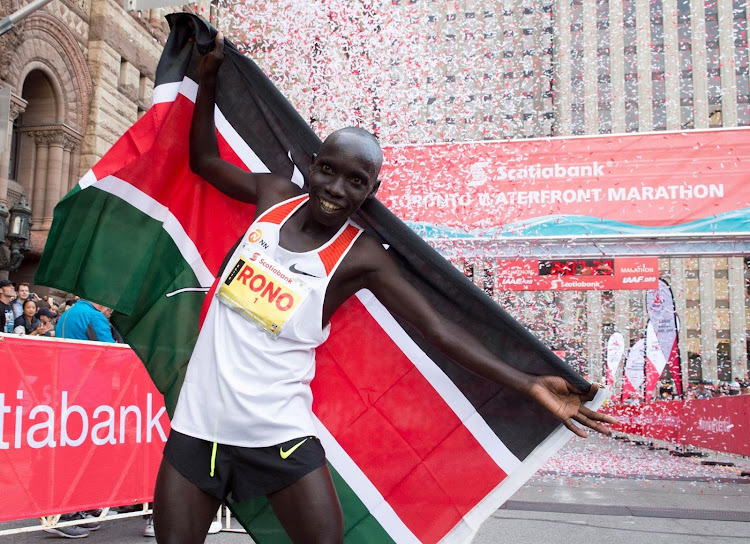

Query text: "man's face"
[1, 285, 14, 298]
[18, 285, 29, 299]
[308, 132, 381, 227]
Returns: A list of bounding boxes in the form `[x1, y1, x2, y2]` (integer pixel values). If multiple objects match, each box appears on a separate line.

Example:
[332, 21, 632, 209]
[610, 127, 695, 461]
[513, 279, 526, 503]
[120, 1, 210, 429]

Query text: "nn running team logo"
[247, 229, 263, 243]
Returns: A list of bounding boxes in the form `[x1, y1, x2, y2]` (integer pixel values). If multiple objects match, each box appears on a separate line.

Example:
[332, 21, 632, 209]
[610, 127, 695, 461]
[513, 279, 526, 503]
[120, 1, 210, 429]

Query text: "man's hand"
[528, 376, 616, 438]
[198, 32, 225, 79]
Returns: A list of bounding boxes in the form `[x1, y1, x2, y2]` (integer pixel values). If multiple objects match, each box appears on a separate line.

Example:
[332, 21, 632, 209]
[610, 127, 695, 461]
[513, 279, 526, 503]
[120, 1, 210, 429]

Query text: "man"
[0, 279, 16, 334]
[12, 282, 39, 319]
[153, 32, 615, 544]
[55, 299, 114, 342]
[695, 381, 713, 399]
[47, 299, 114, 538]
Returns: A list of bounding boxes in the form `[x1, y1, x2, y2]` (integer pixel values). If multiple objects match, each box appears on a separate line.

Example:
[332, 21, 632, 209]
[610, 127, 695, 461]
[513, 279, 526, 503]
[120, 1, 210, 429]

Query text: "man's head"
[308, 127, 383, 226]
[0, 279, 14, 301]
[17, 283, 29, 301]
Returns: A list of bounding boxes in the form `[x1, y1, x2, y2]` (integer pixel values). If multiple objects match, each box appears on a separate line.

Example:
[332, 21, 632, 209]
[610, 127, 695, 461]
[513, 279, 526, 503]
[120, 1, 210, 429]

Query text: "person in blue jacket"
[55, 299, 115, 343]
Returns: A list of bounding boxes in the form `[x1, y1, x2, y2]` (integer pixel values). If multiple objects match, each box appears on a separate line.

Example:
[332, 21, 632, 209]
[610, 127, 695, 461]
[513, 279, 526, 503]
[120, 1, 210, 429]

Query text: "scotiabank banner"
[495, 257, 658, 291]
[0, 335, 167, 522]
[379, 128, 750, 239]
[605, 396, 750, 456]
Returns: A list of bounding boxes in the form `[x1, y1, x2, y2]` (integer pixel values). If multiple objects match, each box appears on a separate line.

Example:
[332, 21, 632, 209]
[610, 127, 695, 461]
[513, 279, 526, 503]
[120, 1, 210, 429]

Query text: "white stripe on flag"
[154, 81, 183, 104]
[79, 170, 98, 190]
[355, 289, 522, 476]
[314, 416, 420, 544]
[92, 175, 215, 287]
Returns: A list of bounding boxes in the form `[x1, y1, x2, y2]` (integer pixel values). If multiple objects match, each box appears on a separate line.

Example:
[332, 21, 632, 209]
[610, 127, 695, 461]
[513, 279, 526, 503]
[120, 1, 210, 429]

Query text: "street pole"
[0, 0, 56, 36]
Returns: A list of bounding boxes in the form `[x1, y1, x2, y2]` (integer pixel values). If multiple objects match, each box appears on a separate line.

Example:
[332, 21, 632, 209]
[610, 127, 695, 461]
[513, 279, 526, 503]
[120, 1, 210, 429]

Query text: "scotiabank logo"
[247, 229, 263, 243]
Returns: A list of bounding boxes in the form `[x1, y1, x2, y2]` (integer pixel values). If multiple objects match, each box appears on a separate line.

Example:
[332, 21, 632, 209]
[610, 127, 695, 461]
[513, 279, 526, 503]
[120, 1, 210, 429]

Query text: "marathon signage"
[0, 335, 166, 522]
[378, 128, 750, 239]
[494, 257, 658, 291]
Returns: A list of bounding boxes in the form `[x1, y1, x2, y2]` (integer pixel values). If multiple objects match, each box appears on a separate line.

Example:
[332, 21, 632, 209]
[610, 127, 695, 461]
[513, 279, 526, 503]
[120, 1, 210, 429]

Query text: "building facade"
[0, 0, 220, 287]
[228, 0, 750, 389]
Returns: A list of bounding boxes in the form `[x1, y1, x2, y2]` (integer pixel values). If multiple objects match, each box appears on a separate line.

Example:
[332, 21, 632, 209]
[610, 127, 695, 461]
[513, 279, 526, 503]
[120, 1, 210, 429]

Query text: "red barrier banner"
[604, 404, 644, 436]
[605, 396, 750, 456]
[494, 257, 658, 291]
[379, 128, 750, 239]
[0, 335, 168, 522]
[640, 402, 682, 443]
[680, 396, 750, 456]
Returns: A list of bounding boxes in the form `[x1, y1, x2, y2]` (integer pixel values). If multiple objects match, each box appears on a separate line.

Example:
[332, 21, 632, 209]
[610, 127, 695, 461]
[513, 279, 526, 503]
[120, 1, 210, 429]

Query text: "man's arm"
[358, 240, 615, 437]
[189, 32, 278, 204]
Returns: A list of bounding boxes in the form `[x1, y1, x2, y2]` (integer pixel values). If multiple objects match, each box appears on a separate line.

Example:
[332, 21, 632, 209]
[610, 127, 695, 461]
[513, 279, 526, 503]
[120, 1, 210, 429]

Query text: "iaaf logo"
[622, 276, 656, 284]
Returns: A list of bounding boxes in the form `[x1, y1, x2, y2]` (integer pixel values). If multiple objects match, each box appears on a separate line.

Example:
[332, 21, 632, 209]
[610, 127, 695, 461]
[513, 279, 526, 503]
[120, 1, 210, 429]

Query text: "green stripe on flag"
[35, 185, 205, 414]
[228, 464, 396, 544]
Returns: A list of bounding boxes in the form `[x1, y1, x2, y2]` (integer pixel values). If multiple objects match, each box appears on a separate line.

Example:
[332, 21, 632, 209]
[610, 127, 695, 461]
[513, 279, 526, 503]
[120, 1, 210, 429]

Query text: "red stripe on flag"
[314, 297, 507, 543]
[92, 102, 171, 181]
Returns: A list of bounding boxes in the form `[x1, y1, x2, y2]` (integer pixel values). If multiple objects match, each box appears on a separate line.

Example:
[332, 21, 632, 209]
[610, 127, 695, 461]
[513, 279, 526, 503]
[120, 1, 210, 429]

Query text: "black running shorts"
[163, 430, 327, 501]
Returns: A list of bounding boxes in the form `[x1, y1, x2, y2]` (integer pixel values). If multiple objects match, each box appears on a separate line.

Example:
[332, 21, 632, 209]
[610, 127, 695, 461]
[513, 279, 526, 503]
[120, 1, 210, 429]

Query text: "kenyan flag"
[35, 13, 603, 544]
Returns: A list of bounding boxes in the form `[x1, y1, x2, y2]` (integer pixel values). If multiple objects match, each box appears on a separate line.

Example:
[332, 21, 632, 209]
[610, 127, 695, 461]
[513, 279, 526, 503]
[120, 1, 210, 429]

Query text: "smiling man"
[152, 32, 615, 544]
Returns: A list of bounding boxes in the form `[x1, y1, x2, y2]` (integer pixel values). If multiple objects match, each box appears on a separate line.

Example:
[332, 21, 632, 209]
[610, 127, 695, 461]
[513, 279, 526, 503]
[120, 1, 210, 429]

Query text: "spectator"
[57, 298, 77, 315]
[13, 300, 53, 336]
[0, 279, 16, 333]
[695, 381, 713, 399]
[37, 307, 57, 337]
[42, 294, 60, 313]
[11, 282, 41, 319]
[55, 300, 114, 342]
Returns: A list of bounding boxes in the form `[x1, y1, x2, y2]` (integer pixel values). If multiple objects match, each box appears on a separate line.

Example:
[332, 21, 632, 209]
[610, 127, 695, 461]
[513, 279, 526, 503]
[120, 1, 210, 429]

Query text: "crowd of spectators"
[0, 279, 123, 346]
[656, 378, 750, 401]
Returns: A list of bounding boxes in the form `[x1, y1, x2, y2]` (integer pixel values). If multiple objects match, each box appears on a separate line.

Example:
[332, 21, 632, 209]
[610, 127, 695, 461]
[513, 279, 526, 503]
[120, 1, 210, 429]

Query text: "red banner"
[494, 257, 658, 291]
[606, 396, 750, 456]
[380, 128, 750, 238]
[0, 335, 167, 522]
[680, 396, 750, 455]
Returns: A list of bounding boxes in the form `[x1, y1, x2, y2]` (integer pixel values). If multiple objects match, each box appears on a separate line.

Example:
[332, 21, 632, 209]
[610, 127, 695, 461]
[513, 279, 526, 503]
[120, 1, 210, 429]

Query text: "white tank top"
[171, 195, 363, 447]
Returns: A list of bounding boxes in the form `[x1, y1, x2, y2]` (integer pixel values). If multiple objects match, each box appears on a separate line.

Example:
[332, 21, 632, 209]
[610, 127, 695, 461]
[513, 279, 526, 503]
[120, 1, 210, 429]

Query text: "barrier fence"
[604, 396, 750, 456]
[0, 334, 166, 524]
[3, 333, 749, 532]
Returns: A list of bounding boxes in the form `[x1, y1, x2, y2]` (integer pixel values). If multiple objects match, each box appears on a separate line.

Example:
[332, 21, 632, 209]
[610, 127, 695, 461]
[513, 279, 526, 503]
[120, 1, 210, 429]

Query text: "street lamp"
[0, 195, 31, 271]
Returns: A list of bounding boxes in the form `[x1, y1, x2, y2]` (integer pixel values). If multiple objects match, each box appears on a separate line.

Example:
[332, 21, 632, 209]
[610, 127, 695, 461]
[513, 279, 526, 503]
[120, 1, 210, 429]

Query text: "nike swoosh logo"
[280, 437, 309, 459]
[289, 263, 318, 277]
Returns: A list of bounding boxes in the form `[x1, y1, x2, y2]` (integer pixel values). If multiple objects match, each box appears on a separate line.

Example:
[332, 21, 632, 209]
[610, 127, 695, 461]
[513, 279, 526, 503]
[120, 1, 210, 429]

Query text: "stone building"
[0, 0, 218, 289]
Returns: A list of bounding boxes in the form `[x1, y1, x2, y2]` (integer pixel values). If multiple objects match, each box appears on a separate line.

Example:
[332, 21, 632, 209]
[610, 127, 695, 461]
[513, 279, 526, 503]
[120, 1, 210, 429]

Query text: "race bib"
[217, 247, 311, 337]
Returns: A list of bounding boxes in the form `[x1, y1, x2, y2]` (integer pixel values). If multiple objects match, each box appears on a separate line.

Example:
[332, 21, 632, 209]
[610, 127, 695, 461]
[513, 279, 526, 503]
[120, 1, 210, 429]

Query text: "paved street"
[3, 434, 749, 543]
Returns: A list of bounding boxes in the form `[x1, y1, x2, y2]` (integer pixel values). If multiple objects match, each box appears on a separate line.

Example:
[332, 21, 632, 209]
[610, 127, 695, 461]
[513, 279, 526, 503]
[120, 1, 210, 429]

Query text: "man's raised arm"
[189, 32, 267, 203]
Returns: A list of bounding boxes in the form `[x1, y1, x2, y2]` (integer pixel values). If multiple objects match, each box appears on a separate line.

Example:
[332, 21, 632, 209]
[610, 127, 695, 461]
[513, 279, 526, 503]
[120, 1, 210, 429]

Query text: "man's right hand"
[198, 32, 225, 79]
